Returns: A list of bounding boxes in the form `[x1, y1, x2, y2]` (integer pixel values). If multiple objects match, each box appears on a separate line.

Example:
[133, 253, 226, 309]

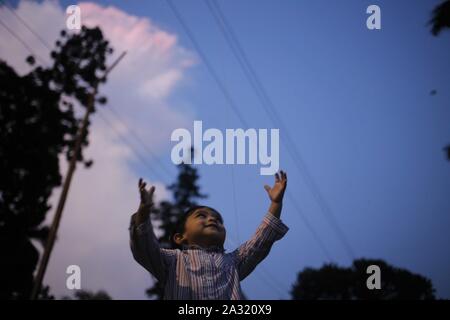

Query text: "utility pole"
[31, 51, 127, 300]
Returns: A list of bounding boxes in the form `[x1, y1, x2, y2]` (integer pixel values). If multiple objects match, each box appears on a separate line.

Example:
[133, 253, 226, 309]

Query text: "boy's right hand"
[133, 178, 155, 226]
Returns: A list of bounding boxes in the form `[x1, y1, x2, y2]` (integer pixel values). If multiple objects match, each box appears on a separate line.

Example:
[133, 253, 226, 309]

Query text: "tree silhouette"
[146, 162, 206, 300]
[0, 26, 113, 299]
[430, 0, 450, 36]
[291, 258, 436, 300]
[62, 290, 112, 300]
[429, 1, 450, 160]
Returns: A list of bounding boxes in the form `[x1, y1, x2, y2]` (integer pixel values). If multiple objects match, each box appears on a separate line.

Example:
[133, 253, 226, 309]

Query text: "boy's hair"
[170, 205, 223, 249]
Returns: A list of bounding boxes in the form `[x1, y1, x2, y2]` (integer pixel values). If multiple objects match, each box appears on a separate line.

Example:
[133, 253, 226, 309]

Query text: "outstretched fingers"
[275, 172, 280, 182]
[138, 178, 154, 203]
[139, 182, 145, 202]
[148, 185, 155, 197]
[140, 186, 146, 198]
[138, 178, 146, 190]
[275, 170, 287, 183]
[280, 170, 287, 181]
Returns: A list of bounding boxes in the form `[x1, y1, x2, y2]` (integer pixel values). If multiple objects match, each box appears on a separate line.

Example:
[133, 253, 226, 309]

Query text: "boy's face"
[177, 207, 226, 248]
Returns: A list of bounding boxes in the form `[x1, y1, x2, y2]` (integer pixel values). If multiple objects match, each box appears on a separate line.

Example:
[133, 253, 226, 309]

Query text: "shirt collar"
[181, 243, 225, 253]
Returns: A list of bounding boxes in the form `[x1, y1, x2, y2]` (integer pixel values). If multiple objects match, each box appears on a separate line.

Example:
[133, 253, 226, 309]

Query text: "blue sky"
[3, 0, 450, 299]
[78, 0, 450, 298]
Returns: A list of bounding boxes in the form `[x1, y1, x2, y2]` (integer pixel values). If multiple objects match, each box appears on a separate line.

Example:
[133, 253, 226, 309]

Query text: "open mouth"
[205, 224, 219, 230]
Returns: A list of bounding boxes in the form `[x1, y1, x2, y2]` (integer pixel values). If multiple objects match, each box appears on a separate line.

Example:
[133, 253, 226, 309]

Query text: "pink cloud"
[0, 0, 198, 299]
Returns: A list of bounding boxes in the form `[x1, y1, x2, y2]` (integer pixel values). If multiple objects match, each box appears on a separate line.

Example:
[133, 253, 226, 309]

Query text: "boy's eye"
[195, 211, 222, 223]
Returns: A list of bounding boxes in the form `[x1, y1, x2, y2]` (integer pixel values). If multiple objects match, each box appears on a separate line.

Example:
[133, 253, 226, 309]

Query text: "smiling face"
[173, 207, 226, 249]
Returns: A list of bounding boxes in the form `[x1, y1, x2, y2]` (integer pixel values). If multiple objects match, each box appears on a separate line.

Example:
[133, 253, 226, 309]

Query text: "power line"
[225, 237, 289, 298]
[31, 53, 126, 299]
[165, 0, 249, 128]
[0, 5, 173, 181]
[286, 192, 333, 261]
[103, 103, 286, 296]
[2, 0, 52, 50]
[167, 0, 336, 262]
[205, 0, 355, 260]
[0, 17, 47, 65]
[200, 0, 332, 260]
[164, 0, 307, 298]
[100, 108, 290, 297]
[97, 108, 168, 182]
[2, 1, 289, 298]
[104, 106, 173, 180]
[229, 166, 240, 244]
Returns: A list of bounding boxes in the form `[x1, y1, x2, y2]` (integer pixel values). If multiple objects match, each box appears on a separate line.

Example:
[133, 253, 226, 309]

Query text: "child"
[129, 170, 288, 300]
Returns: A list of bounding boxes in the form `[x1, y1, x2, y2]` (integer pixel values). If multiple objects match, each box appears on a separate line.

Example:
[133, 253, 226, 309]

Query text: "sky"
[1, 0, 450, 299]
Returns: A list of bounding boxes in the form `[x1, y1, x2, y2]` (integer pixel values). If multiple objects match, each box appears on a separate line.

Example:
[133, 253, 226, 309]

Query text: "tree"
[62, 290, 112, 300]
[0, 27, 113, 299]
[430, 0, 450, 36]
[429, 1, 450, 160]
[146, 162, 206, 300]
[291, 258, 436, 300]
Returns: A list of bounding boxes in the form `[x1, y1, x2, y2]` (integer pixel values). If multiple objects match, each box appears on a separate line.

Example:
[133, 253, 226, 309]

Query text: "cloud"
[78, 2, 196, 102]
[0, 1, 196, 299]
[0, 0, 61, 72]
[46, 122, 169, 299]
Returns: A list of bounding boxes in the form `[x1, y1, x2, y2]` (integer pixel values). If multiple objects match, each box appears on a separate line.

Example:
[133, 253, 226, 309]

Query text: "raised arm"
[233, 171, 289, 280]
[264, 170, 287, 219]
[129, 178, 175, 283]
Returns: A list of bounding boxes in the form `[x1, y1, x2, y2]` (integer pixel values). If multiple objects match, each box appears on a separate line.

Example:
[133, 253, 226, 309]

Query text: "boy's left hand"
[264, 170, 287, 203]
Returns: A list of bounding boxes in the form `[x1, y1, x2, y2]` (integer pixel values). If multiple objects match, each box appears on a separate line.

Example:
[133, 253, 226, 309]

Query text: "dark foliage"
[0, 26, 113, 299]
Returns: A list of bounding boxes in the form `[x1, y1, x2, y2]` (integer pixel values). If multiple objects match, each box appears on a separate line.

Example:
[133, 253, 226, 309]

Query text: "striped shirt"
[129, 212, 288, 300]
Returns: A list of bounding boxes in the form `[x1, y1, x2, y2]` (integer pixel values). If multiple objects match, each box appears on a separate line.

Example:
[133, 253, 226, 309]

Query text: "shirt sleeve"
[231, 212, 289, 281]
[129, 214, 176, 283]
